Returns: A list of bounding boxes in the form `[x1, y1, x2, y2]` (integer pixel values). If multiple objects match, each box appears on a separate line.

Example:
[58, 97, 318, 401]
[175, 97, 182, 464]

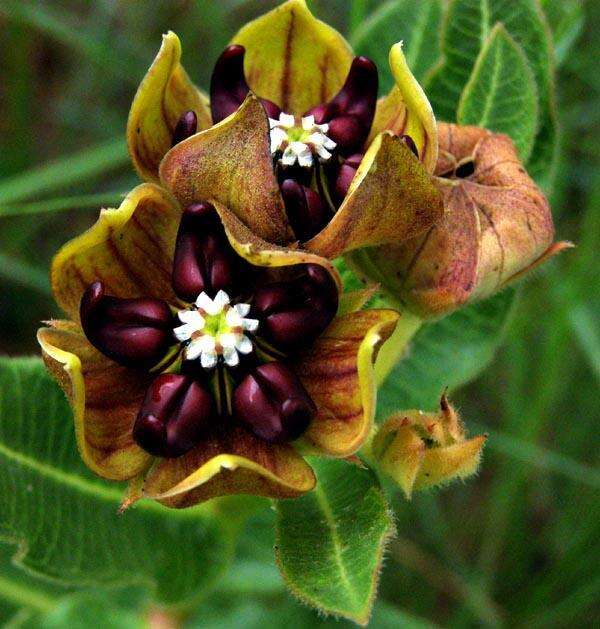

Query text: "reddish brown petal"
[52, 183, 181, 322]
[291, 309, 399, 457]
[142, 426, 315, 508]
[37, 322, 153, 481]
[304, 132, 443, 258]
[159, 94, 292, 244]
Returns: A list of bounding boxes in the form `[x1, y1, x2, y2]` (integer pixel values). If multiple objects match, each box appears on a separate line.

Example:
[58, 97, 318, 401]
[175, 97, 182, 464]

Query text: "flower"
[371, 395, 486, 498]
[126, 0, 443, 260]
[38, 187, 398, 507]
[349, 123, 572, 317]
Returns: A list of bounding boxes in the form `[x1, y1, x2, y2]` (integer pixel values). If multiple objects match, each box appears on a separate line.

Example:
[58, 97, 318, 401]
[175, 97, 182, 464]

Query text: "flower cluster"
[38, 0, 561, 508]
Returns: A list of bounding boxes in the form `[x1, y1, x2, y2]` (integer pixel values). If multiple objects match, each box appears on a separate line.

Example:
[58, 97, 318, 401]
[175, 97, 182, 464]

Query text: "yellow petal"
[127, 31, 211, 182]
[293, 309, 399, 457]
[231, 0, 352, 114]
[369, 42, 438, 173]
[51, 183, 181, 322]
[159, 94, 292, 245]
[37, 322, 153, 481]
[415, 436, 486, 490]
[305, 132, 443, 258]
[142, 426, 315, 508]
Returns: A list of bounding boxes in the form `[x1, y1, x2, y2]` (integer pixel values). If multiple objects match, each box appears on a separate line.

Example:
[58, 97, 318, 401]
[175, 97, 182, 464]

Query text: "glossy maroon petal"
[172, 202, 244, 301]
[210, 45, 280, 124]
[171, 110, 198, 146]
[251, 264, 338, 351]
[133, 373, 216, 458]
[305, 56, 378, 153]
[233, 361, 315, 442]
[333, 152, 364, 202]
[280, 179, 331, 242]
[80, 282, 174, 369]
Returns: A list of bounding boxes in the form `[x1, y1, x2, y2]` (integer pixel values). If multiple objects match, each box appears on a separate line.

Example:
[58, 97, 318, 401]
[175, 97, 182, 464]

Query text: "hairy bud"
[372, 394, 486, 498]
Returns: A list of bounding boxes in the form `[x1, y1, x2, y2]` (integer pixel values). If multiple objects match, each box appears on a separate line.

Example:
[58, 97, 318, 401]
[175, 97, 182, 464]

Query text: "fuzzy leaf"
[351, 0, 443, 90]
[0, 357, 236, 604]
[458, 25, 538, 161]
[275, 458, 394, 625]
[425, 0, 557, 184]
[377, 288, 516, 416]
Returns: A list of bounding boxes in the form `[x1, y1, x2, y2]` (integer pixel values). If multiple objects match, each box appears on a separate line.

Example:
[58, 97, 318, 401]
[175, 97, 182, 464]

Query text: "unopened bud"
[372, 394, 486, 498]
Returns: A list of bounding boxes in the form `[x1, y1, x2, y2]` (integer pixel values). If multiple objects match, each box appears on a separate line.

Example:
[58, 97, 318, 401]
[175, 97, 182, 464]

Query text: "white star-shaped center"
[173, 290, 259, 369]
[269, 112, 336, 168]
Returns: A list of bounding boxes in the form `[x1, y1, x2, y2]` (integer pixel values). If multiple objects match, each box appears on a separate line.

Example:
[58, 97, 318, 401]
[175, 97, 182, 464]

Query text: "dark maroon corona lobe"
[171, 110, 198, 146]
[251, 264, 338, 351]
[133, 374, 215, 457]
[80, 282, 174, 369]
[280, 179, 331, 242]
[210, 45, 281, 124]
[333, 152, 363, 202]
[233, 361, 316, 442]
[305, 56, 378, 154]
[401, 134, 419, 158]
[172, 202, 241, 301]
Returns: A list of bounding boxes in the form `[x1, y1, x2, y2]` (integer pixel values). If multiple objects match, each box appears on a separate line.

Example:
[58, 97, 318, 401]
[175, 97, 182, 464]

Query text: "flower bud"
[280, 179, 331, 242]
[251, 264, 338, 351]
[372, 395, 486, 498]
[80, 282, 174, 368]
[210, 45, 281, 124]
[233, 361, 315, 442]
[172, 202, 242, 302]
[305, 56, 378, 154]
[133, 374, 215, 458]
[351, 124, 567, 317]
[171, 110, 198, 146]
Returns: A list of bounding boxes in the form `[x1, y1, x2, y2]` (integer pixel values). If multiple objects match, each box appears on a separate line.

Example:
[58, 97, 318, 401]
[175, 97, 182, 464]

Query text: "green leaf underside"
[275, 458, 394, 625]
[458, 24, 538, 161]
[351, 0, 443, 89]
[378, 289, 516, 416]
[424, 0, 557, 185]
[0, 357, 234, 604]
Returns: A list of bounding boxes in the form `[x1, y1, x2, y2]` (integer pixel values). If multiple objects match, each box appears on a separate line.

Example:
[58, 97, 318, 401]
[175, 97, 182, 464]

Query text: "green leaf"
[0, 192, 126, 218]
[424, 0, 557, 184]
[377, 289, 516, 416]
[275, 458, 394, 625]
[0, 357, 236, 605]
[18, 593, 143, 629]
[0, 138, 128, 206]
[351, 0, 443, 89]
[457, 24, 539, 160]
[540, 0, 585, 67]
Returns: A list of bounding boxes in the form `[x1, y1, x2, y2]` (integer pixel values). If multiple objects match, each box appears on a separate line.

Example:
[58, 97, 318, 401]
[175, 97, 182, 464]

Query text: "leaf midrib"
[312, 483, 361, 608]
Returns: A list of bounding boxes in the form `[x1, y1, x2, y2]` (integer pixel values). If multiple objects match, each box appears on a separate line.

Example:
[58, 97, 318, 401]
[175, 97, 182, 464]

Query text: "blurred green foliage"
[0, 0, 598, 627]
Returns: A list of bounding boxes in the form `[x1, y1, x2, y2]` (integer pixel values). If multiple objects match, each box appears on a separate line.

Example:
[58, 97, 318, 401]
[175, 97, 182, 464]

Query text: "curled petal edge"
[37, 323, 152, 481]
[127, 31, 211, 183]
[369, 42, 438, 173]
[51, 183, 181, 322]
[295, 309, 400, 458]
